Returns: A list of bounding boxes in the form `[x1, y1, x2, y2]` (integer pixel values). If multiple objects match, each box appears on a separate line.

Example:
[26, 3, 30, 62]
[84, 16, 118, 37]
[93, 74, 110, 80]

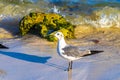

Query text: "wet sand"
[0, 26, 120, 80]
[0, 32, 120, 80]
[74, 26, 120, 47]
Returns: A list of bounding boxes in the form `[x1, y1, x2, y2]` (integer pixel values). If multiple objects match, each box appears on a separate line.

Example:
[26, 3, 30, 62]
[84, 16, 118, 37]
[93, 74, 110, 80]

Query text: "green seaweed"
[19, 12, 75, 41]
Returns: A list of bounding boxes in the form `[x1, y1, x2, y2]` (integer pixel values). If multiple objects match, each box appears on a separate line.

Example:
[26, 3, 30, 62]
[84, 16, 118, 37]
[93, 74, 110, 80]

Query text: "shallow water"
[0, 0, 120, 28]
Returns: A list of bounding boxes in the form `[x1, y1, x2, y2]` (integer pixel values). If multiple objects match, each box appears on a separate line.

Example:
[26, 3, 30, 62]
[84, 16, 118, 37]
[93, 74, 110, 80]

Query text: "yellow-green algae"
[19, 12, 74, 41]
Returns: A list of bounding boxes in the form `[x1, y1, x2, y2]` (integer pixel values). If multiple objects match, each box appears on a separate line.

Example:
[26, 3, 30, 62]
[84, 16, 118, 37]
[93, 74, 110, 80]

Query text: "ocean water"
[0, 0, 120, 29]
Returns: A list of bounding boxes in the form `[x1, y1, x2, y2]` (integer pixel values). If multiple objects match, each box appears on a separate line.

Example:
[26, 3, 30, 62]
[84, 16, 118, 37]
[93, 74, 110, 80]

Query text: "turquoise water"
[0, 0, 120, 28]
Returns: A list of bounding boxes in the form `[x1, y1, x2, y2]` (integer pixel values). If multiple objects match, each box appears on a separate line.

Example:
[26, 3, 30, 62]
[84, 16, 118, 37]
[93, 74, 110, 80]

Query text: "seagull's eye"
[57, 33, 59, 35]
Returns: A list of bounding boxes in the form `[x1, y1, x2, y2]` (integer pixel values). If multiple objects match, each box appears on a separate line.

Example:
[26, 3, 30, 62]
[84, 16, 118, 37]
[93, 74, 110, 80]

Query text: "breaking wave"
[72, 6, 120, 28]
[0, 0, 120, 28]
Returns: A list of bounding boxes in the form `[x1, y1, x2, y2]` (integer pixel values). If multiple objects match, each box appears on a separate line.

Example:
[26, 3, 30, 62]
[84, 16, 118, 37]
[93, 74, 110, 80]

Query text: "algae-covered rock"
[19, 12, 74, 41]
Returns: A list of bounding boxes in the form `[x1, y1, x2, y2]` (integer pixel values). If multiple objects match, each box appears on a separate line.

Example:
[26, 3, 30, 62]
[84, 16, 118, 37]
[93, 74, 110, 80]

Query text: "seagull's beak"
[54, 33, 58, 40]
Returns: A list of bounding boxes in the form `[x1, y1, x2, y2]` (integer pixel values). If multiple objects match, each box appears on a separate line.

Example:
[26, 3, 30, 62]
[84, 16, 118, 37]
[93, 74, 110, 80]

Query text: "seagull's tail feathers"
[90, 50, 104, 54]
[83, 50, 103, 56]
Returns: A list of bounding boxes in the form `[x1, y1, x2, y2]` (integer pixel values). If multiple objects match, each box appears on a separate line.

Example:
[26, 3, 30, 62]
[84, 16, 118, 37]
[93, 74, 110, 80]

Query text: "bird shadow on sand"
[0, 51, 51, 64]
[0, 51, 67, 70]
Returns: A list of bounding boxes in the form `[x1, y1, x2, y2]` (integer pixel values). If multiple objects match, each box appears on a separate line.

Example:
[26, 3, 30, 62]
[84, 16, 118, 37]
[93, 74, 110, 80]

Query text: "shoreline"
[1, 26, 120, 47]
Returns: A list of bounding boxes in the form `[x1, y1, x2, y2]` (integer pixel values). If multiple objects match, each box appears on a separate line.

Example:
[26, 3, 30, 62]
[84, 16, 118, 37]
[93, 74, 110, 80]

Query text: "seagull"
[55, 32, 103, 71]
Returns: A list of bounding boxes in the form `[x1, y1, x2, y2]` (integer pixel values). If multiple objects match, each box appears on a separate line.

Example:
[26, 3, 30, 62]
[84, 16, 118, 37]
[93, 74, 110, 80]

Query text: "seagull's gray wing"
[62, 46, 90, 57]
[62, 46, 103, 57]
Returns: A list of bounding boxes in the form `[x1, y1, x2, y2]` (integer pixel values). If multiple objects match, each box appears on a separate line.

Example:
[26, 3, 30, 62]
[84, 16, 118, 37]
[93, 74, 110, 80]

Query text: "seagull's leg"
[68, 61, 71, 71]
[70, 61, 73, 70]
[68, 61, 72, 80]
[67, 61, 73, 71]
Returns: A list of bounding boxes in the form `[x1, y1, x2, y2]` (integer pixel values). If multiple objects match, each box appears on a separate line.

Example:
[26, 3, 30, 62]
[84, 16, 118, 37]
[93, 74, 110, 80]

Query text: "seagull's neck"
[57, 37, 67, 53]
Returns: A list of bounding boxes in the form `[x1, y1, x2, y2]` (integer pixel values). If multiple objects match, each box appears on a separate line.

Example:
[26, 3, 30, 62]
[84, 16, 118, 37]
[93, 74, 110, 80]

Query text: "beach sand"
[0, 26, 120, 80]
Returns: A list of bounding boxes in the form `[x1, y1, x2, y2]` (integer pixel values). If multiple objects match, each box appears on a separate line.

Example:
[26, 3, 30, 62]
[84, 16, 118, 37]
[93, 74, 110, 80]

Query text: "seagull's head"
[55, 32, 64, 40]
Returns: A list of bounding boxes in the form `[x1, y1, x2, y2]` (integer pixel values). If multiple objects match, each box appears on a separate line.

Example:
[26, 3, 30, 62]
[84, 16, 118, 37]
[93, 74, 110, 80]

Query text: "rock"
[19, 12, 75, 41]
